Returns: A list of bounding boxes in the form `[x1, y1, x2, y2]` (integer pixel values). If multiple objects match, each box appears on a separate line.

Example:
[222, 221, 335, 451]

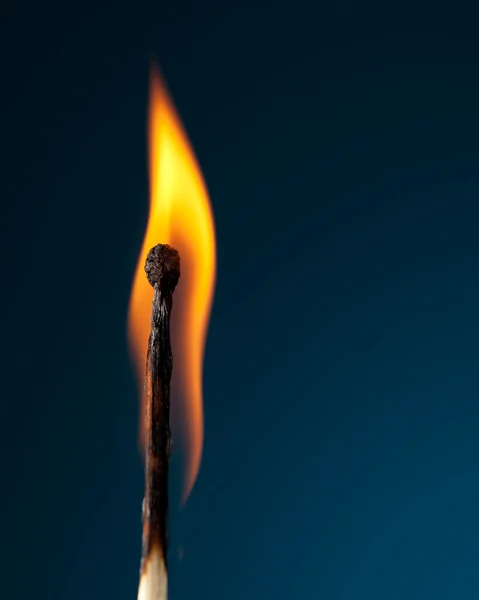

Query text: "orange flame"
[128, 64, 216, 504]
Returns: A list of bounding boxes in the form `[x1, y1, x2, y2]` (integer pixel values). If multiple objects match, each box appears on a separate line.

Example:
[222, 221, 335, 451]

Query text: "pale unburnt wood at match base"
[138, 545, 168, 600]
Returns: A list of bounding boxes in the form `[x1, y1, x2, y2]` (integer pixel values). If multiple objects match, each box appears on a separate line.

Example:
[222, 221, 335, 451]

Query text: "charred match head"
[145, 244, 180, 292]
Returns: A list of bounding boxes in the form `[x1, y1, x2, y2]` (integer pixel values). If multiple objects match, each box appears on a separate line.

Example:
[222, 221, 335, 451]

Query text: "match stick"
[138, 243, 181, 600]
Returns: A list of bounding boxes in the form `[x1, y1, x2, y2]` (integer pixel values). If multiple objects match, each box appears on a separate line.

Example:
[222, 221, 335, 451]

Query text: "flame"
[128, 64, 216, 503]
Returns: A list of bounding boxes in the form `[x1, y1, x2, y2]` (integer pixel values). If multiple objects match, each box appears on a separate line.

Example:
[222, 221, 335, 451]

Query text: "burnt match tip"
[144, 243, 181, 291]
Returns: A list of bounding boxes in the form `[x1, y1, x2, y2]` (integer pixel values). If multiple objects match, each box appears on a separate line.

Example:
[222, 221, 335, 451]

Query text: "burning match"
[129, 65, 216, 600]
[138, 243, 180, 600]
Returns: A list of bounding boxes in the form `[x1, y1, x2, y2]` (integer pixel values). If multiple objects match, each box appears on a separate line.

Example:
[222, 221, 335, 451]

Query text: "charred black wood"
[140, 243, 180, 573]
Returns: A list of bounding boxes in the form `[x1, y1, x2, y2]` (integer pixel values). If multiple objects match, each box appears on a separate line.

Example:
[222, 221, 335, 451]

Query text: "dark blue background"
[1, 1, 479, 598]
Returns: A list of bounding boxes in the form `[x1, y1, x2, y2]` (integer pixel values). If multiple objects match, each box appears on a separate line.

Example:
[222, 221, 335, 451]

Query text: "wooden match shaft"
[141, 244, 180, 576]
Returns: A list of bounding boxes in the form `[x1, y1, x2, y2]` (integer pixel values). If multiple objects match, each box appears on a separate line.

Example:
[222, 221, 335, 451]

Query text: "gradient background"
[1, 2, 479, 599]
